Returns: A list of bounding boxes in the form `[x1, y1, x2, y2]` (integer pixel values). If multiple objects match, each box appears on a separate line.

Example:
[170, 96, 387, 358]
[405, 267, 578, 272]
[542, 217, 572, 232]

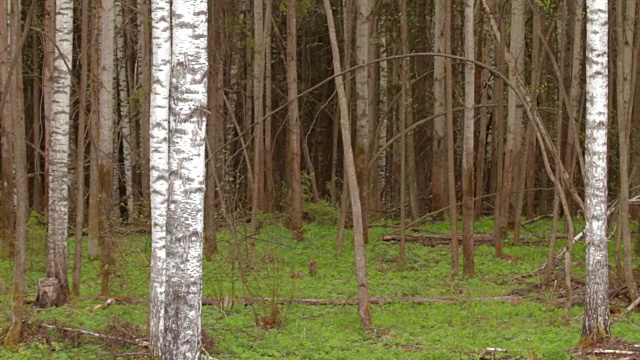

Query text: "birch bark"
[581, 0, 611, 345]
[42, 0, 74, 307]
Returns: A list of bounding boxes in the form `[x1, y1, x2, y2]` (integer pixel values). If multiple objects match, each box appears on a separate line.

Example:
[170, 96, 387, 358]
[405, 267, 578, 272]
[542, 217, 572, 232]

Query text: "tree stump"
[36, 277, 64, 308]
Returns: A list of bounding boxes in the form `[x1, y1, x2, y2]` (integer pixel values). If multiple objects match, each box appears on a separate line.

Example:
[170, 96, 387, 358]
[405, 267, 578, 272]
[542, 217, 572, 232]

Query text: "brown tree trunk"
[287, 0, 304, 241]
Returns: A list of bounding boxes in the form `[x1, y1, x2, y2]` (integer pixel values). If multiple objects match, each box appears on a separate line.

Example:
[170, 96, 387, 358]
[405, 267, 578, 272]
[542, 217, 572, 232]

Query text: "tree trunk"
[40, 0, 74, 308]
[324, 0, 372, 330]
[581, 0, 611, 344]
[287, 0, 304, 241]
[148, 0, 171, 355]
[3, 0, 29, 344]
[99, 0, 116, 296]
[398, 0, 409, 264]
[432, 0, 447, 216]
[615, 0, 638, 301]
[462, 0, 475, 277]
[116, 0, 135, 220]
[355, 0, 373, 244]
[162, 1, 208, 357]
[445, 0, 458, 275]
[73, 0, 91, 297]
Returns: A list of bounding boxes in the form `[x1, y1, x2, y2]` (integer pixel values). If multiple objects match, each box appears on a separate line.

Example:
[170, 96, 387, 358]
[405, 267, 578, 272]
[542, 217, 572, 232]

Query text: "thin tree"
[73, 0, 90, 297]
[323, 0, 372, 330]
[287, 0, 304, 241]
[432, 0, 447, 216]
[39, 0, 74, 307]
[99, 0, 116, 296]
[462, 0, 475, 276]
[581, 0, 611, 345]
[355, 0, 373, 243]
[3, 0, 31, 345]
[616, 0, 638, 301]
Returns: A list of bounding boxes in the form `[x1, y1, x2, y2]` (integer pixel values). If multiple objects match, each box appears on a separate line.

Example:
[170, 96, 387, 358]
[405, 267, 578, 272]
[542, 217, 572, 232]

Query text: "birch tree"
[39, 0, 74, 307]
[581, 0, 611, 345]
[149, 0, 208, 357]
[148, 0, 171, 356]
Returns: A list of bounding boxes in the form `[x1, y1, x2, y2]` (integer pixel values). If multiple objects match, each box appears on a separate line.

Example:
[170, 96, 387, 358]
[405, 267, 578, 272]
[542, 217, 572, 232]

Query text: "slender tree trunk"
[31, 30, 43, 212]
[445, 0, 459, 275]
[287, 0, 304, 241]
[148, 0, 171, 355]
[616, 0, 638, 301]
[137, 0, 151, 206]
[249, 0, 266, 261]
[88, 0, 101, 260]
[73, 0, 91, 297]
[4, 0, 29, 344]
[99, 0, 116, 296]
[398, 0, 409, 265]
[581, 0, 611, 344]
[40, 0, 74, 308]
[116, 0, 135, 220]
[324, 0, 372, 330]
[462, 0, 475, 277]
[355, 0, 373, 244]
[432, 0, 447, 216]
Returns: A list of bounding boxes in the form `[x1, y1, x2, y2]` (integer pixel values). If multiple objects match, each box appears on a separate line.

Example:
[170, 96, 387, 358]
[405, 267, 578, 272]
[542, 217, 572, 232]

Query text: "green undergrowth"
[1, 214, 639, 359]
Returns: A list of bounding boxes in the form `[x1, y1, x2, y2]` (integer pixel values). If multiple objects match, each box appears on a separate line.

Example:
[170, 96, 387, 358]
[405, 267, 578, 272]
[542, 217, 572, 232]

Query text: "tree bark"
[287, 0, 304, 241]
[355, 0, 373, 244]
[581, 0, 611, 344]
[41, 0, 75, 307]
[148, 0, 171, 356]
[324, 0, 372, 330]
[432, 0, 447, 216]
[616, 0, 638, 301]
[99, 0, 116, 296]
[462, 0, 475, 277]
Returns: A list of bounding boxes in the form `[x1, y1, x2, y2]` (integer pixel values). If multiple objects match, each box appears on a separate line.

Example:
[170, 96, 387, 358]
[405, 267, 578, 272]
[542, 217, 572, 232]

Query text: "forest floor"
[1, 211, 640, 359]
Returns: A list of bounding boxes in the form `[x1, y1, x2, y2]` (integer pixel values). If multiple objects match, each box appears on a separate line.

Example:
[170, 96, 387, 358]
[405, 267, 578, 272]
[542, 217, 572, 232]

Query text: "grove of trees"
[1, 0, 639, 357]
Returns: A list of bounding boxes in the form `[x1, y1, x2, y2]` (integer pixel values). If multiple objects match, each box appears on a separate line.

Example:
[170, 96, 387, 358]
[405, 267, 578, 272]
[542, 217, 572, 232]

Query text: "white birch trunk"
[163, 0, 208, 357]
[148, 0, 171, 356]
[581, 0, 611, 343]
[44, 0, 74, 306]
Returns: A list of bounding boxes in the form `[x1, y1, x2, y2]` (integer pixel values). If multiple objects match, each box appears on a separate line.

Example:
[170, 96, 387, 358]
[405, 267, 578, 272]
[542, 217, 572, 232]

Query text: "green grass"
[1, 215, 639, 359]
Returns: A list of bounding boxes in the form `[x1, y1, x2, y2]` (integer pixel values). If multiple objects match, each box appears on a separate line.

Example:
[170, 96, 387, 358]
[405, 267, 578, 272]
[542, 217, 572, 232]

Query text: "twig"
[626, 296, 640, 314]
[589, 349, 640, 355]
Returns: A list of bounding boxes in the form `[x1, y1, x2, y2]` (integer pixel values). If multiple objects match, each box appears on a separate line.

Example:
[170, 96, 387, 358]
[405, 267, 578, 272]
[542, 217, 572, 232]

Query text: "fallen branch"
[589, 349, 640, 355]
[80, 295, 524, 306]
[380, 234, 494, 246]
[625, 295, 640, 314]
[39, 323, 148, 347]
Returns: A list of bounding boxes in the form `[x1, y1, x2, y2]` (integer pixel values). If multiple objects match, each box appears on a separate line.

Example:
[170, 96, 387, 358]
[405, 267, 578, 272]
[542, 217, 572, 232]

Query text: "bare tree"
[324, 0, 372, 330]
